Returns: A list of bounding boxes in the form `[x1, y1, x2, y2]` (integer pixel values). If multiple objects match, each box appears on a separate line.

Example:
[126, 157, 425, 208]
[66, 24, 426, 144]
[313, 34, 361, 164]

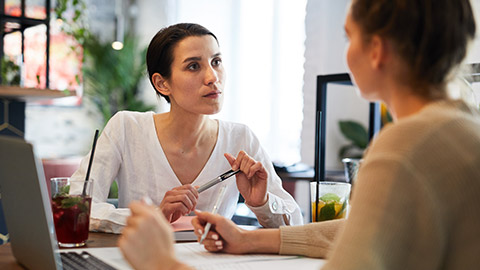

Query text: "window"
[172, 0, 306, 164]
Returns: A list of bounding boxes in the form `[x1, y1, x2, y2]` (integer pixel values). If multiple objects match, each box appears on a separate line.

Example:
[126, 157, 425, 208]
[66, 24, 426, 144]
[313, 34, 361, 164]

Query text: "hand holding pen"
[159, 184, 199, 223]
[224, 151, 269, 207]
[199, 185, 227, 243]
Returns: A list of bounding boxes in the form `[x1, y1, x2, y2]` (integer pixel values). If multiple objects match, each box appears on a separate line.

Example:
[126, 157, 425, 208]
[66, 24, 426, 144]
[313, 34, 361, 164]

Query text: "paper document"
[175, 242, 326, 270]
[65, 243, 325, 270]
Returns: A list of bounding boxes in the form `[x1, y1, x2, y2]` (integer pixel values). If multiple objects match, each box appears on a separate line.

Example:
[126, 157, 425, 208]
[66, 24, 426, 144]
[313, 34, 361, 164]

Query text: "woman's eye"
[212, 58, 222, 66]
[187, 63, 199, 70]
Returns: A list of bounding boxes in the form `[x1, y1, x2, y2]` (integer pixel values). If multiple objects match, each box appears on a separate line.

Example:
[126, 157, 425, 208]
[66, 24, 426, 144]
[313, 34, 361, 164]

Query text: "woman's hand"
[159, 184, 199, 223]
[224, 151, 268, 207]
[192, 210, 250, 254]
[118, 201, 190, 270]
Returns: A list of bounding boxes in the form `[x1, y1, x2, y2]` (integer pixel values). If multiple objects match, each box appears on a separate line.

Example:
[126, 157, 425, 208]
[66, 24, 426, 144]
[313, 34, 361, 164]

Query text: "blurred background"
[1, 0, 480, 228]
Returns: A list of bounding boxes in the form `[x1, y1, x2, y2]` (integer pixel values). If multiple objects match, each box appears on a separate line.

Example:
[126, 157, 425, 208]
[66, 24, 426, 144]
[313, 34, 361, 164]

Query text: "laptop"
[0, 136, 132, 270]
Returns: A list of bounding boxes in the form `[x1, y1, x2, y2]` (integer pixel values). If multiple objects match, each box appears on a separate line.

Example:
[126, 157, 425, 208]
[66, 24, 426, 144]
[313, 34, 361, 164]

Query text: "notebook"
[172, 216, 197, 242]
[0, 136, 132, 270]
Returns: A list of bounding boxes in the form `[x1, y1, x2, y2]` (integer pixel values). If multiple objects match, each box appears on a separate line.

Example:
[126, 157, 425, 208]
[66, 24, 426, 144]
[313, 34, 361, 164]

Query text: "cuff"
[279, 224, 311, 256]
[280, 220, 345, 258]
[247, 193, 291, 227]
[89, 202, 130, 234]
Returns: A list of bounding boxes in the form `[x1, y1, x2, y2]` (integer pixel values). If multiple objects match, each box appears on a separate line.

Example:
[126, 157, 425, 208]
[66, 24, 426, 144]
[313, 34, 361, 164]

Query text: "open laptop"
[0, 136, 132, 270]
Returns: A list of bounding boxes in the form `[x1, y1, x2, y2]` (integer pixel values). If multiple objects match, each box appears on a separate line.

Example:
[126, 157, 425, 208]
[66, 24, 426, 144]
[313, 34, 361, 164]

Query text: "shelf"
[0, 85, 76, 102]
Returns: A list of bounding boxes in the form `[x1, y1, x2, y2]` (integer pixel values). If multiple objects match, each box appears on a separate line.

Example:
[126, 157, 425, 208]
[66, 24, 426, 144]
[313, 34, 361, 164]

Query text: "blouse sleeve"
[241, 126, 304, 227]
[70, 112, 129, 233]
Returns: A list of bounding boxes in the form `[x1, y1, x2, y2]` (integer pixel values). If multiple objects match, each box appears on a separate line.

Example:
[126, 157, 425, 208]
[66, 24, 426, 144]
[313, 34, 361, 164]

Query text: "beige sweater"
[279, 100, 480, 269]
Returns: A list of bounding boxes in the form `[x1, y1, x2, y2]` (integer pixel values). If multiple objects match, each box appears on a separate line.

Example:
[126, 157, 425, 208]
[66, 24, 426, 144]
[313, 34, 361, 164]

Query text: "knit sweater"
[280, 100, 480, 269]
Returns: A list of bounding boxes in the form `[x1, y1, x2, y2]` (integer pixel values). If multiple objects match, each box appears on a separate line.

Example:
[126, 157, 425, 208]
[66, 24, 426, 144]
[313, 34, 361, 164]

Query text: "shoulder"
[106, 111, 155, 128]
[103, 111, 155, 139]
[365, 99, 480, 174]
[109, 110, 155, 123]
[373, 100, 480, 152]
[216, 120, 264, 156]
[218, 120, 255, 137]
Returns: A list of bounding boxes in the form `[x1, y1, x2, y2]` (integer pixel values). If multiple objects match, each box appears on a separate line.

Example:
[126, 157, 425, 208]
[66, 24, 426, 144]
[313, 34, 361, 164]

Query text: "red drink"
[51, 195, 92, 247]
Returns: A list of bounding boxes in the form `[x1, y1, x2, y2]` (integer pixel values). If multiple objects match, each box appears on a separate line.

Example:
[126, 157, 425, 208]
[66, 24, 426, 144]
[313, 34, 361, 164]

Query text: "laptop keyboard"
[60, 251, 117, 270]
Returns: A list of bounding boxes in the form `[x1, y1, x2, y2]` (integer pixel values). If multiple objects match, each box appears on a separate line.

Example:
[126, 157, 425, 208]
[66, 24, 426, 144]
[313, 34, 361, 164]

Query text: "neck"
[383, 84, 433, 121]
[155, 110, 217, 152]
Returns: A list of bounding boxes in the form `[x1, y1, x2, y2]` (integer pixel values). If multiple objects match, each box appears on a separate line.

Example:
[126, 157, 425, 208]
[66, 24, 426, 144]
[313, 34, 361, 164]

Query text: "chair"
[42, 157, 83, 197]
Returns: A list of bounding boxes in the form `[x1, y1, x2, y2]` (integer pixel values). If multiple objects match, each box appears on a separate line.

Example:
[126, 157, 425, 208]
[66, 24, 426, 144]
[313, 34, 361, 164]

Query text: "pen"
[197, 169, 240, 193]
[199, 185, 227, 244]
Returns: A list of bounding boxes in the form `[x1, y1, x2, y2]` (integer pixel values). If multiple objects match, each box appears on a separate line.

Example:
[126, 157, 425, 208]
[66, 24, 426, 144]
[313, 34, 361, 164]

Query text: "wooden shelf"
[0, 85, 77, 102]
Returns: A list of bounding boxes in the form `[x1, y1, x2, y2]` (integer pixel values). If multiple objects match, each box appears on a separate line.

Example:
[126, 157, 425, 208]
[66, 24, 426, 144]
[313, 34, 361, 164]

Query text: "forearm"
[243, 228, 281, 254]
[279, 220, 344, 258]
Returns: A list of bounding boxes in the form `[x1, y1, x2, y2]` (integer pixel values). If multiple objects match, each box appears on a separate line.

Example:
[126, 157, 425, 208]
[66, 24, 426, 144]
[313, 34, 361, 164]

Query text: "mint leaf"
[61, 196, 83, 209]
[57, 185, 70, 197]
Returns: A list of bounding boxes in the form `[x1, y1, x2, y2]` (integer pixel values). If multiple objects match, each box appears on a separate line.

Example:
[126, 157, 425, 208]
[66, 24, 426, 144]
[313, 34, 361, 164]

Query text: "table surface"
[0, 232, 120, 270]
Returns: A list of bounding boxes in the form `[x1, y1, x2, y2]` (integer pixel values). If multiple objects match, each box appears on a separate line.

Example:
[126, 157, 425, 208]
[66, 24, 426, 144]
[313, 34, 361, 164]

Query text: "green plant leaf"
[339, 120, 368, 149]
[60, 196, 83, 209]
[108, 181, 118, 199]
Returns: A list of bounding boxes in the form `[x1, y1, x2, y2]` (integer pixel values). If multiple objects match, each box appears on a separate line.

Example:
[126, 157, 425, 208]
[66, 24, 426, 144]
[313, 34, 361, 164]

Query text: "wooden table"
[0, 232, 120, 269]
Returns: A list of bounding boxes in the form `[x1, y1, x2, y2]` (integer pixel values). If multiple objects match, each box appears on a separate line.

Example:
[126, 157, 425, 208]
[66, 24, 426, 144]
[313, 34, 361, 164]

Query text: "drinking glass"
[50, 177, 93, 247]
[310, 181, 351, 222]
[341, 158, 362, 184]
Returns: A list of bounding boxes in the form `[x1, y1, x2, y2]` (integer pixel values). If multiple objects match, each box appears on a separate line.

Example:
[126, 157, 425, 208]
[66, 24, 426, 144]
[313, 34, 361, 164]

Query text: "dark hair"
[146, 23, 219, 103]
[351, 0, 476, 98]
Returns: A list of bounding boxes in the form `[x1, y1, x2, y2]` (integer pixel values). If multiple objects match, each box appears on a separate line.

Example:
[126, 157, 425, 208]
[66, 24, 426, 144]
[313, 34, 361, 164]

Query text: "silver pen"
[199, 185, 227, 243]
[197, 169, 240, 193]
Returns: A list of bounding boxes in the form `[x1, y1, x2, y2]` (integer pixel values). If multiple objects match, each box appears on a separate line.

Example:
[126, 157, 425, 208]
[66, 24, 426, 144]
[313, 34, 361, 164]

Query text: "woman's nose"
[204, 66, 219, 85]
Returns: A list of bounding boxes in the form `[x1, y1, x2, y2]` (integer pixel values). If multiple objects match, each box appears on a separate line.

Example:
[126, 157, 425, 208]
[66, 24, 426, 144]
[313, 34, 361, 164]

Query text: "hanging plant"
[54, 0, 155, 126]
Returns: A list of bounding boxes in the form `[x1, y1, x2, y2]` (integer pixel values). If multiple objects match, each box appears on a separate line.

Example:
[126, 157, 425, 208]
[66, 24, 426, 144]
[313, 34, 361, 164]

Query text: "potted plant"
[338, 120, 368, 159]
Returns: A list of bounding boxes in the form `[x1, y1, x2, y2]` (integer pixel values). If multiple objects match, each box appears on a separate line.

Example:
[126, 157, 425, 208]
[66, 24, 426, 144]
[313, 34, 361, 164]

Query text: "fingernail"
[215, 241, 222, 246]
[212, 234, 218, 240]
[217, 245, 223, 250]
[197, 229, 203, 235]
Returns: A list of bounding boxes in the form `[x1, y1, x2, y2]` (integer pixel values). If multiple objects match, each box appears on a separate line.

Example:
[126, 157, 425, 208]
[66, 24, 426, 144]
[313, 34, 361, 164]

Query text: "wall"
[301, 0, 369, 172]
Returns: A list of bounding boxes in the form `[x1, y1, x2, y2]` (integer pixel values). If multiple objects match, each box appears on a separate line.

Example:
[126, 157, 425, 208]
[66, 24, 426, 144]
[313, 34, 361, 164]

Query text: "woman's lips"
[204, 91, 221, 98]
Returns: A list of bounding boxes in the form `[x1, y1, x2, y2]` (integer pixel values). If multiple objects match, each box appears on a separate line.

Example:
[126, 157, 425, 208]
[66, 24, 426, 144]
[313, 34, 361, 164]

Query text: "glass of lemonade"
[310, 181, 351, 222]
[50, 177, 93, 248]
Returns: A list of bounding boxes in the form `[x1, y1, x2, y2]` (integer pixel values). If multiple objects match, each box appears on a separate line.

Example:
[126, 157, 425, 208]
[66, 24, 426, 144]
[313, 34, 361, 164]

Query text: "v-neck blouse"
[71, 111, 303, 233]
[153, 118, 222, 188]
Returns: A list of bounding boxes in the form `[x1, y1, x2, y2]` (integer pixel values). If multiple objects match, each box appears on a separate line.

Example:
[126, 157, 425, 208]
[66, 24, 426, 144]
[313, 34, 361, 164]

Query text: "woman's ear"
[369, 35, 388, 70]
[152, 73, 170, 96]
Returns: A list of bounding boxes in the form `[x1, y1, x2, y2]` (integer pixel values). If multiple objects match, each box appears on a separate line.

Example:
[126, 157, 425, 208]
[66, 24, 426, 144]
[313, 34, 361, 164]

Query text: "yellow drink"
[311, 200, 347, 222]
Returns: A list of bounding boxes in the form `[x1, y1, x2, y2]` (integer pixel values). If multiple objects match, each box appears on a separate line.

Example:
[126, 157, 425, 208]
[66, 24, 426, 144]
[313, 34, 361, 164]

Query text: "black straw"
[82, 129, 99, 196]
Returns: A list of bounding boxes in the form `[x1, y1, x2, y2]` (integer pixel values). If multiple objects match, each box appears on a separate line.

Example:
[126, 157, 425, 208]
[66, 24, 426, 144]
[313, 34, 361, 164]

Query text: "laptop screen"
[0, 136, 62, 270]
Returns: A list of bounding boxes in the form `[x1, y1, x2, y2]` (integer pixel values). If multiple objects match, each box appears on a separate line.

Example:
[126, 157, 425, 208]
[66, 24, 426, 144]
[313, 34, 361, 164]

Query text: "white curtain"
[170, 0, 306, 165]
